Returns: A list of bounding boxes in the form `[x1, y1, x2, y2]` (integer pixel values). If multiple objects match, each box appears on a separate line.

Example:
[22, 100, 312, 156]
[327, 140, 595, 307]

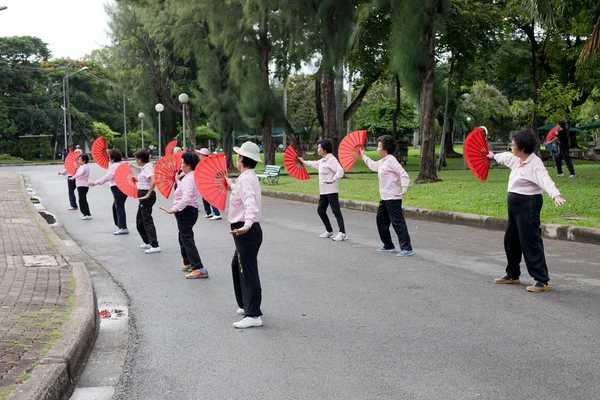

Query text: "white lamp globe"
[138, 112, 145, 119]
[155, 103, 164, 113]
[178, 93, 189, 104]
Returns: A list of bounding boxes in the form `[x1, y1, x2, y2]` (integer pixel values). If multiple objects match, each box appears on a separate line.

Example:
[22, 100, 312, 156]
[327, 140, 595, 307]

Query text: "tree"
[463, 81, 511, 140]
[92, 122, 115, 145]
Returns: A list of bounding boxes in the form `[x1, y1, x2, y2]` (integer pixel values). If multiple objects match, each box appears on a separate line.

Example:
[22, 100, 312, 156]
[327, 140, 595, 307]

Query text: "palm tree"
[579, 17, 600, 64]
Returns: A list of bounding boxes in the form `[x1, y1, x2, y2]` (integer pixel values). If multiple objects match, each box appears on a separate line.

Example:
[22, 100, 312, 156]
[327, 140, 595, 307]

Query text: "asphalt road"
[9, 164, 600, 400]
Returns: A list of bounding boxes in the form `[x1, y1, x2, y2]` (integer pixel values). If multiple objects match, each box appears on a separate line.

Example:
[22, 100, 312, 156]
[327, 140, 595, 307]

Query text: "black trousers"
[317, 193, 345, 233]
[175, 206, 203, 270]
[555, 145, 575, 175]
[136, 190, 159, 247]
[77, 187, 91, 216]
[203, 198, 220, 216]
[504, 193, 549, 284]
[68, 178, 77, 208]
[111, 186, 128, 229]
[231, 222, 263, 317]
[377, 199, 412, 251]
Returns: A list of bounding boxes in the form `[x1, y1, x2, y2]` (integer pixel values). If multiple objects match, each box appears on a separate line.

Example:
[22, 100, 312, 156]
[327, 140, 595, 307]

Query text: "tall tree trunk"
[344, 70, 382, 123]
[186, 108, 196, 149]
[261, 114, 275, 165]
[392, 74, 401, 140]
[523, 20, 539, 128]
[281, 117, 301, 154]
[322, 67, 337, 146]
[438, 57, 454, 170]
[335, 59, 344, 155]
[223, 126, 233, 171]
[416, 13, 441, 184]
[315, 73, 324, 133]
[444, 119, 460, 158]
[258, 24, 275, 165]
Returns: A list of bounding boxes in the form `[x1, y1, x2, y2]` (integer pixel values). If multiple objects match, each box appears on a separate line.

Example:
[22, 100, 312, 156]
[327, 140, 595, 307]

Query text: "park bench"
[257, 165, 283, 185]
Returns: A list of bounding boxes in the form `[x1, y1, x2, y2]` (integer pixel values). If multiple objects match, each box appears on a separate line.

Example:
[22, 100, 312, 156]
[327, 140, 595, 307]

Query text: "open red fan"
[165, 140, 178, 155]
[545, 125, 559, 143]
[338, 130, 367, 171]
[154, 153, 183, 199]
[114, 163, 139, 198]
[64, 151, 80, 176]
[464, 126, 491, 182]
[92, 136, 109, 169]
[194, 153, 228, 211]
[283, 146, 310, 181]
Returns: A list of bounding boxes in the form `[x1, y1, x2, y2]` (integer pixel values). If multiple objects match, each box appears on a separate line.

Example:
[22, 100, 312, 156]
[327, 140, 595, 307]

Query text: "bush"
[18, 137, 53, 160]
[0, 154, 25, 161]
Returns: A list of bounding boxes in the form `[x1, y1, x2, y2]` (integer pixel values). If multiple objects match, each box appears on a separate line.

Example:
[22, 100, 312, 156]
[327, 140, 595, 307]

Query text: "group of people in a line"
[59, 127, 567, 329]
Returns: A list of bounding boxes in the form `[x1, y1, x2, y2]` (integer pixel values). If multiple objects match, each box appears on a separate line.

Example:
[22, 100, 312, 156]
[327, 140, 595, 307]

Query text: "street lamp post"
[155, 103, 164, 157]
[179, 93, 189, 149]
[62, 66, 88, 148]
[138, 112, 145, 149]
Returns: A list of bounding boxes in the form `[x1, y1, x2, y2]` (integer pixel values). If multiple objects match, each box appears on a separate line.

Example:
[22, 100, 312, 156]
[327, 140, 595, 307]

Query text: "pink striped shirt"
[362, 154, 410, 200]
[228, 169, 261, 228]
[94, 161, 123, 187]
[494, 152, 561, 199]
[302, 155, 344, 195]
[71, 164, 90, 188]
[172, 170, 199, 212]
[136, 163, 154, 190]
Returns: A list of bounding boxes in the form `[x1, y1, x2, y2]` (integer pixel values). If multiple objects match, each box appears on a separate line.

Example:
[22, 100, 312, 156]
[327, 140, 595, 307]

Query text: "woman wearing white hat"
[196, 148, 222, 220]
[228, 141, 264, 329]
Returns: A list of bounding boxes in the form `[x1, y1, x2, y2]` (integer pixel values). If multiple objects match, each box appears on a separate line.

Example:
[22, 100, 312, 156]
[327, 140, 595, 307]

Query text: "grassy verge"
[264, 162, 600, 228]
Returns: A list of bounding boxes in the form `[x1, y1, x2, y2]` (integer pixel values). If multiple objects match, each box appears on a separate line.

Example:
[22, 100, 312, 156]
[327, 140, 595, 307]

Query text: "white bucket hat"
[233, 141, 263, 163]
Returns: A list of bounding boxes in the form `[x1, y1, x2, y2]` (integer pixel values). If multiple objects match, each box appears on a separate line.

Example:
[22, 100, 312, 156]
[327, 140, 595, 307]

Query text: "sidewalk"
[0, 172, 95, 400]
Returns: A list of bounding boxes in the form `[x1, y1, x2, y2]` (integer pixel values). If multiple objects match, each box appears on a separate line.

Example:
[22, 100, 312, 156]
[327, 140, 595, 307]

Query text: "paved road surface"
[10, 164, 600, 400]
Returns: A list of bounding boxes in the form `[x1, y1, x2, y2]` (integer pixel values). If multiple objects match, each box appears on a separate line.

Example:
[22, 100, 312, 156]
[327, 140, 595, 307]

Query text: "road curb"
[262, 189, 600, 246]
[8, 175, 98, 400]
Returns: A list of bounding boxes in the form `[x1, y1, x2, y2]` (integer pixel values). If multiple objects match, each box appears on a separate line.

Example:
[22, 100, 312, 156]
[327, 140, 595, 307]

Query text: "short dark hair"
[558, 121, 566, 129]
[80, 154, 89, 163]
[240, 155, 258, 169]
[109, 148, 122, 163]
[318, 139, 332, 154]
[182, 151, 200, 170]
[378, 135, 396, 154]
[134, 148, 149, 163]
[510, 128, 537, 154]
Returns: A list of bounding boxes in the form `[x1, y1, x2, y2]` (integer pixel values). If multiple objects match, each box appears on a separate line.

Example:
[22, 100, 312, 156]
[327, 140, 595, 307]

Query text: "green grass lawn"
[264, 156, 600, 228]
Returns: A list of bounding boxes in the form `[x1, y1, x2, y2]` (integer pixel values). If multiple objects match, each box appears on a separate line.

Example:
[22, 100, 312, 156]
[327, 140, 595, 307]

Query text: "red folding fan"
[165, 140, 178, 155]
[545, 125, 559, 143]
[283, 146, 310, 181]
[154, 153, 183, 199]
[339, 130, 367, 171]
[64, 151, 80, 176]
[194, 153, 228, 211]
[92, 136, 109, 169]
[464, 126, 491, 182]
[115, 163, 139, 198]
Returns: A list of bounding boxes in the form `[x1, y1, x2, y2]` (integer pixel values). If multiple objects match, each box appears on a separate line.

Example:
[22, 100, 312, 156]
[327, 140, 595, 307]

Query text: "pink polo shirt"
[362, 154, 410, 200]
[94, 161, 123, 187]
[302, 155, 344, 195]
[172, 170, 199, 212]
[72, 164, 90, 188]
[136, 163, 154, 190]
[494, 152, 561, 199]
[228, 169, 261, 228]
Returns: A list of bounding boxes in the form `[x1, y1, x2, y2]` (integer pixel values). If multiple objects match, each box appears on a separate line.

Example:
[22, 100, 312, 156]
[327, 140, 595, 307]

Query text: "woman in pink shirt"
[135, 149, 160, 254]
[488, 128, 566, 292]
[69, 153, 92, 220]
[361, 135, 414, 257]
[298, 139, 347, 241]
[162, 151, 208, 279]
[89, 149, 129, 235]
[228, 141, 264, 329]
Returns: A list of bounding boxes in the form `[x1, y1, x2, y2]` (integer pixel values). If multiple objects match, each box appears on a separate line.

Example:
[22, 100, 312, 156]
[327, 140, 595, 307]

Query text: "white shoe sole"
[236, 308, 245, 315]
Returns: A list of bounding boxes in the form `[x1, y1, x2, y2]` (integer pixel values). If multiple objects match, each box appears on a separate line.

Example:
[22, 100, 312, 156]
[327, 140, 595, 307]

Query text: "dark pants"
[231, 222, 263, 317]
[77, 186, 90, 216]
[504, 193, 549, 284]
[175, 206, 203, 270]
[136, 190, 159, 247]
[111, 186, 128, 229]
[203, 198, 220, 216]
[68, 178, 77, 208]
[317, 193, 345, 233]
[377, 199, 412, 251]
[555, 145, 575, 175]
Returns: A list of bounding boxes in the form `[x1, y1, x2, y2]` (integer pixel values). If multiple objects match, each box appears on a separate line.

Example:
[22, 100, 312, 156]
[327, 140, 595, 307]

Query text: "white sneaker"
[319, 231, 333, 238]
[209, 215, 222, 220]
[332, 232, 347, 241]
[233, 316, 263, 329]
[236, 308, 245, 315]
[81, 215, 92, 220]
[204, 214, 213, 219]
[144, 246, 161, 254]
[557, 173, 564, 177]
[569, 175, 576, 178]
[140, 244, 151, 249]
[113, 228, 129, 235]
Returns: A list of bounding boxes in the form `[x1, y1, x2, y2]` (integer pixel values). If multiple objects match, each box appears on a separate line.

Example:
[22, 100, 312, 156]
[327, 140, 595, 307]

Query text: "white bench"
[257, 165, 283, 185]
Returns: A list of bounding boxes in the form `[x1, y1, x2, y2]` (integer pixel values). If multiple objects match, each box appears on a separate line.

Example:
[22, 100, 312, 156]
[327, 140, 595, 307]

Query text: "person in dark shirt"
[546, 121, 575, 178]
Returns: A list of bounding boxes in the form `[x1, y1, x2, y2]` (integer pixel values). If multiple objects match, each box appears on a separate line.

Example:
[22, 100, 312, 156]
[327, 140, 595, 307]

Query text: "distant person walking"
[58, 147, 82, 210]
[488, 128, 566, 292]
[547, 121, 576, 178]
[196, 148, 222, 220]
[69, 153, 92, 220]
